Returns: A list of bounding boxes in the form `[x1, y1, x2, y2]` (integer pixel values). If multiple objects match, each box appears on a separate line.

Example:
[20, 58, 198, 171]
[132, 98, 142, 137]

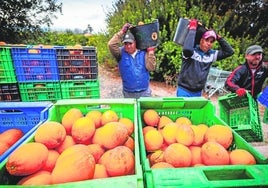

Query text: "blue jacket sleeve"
[216, 38, 234, 60]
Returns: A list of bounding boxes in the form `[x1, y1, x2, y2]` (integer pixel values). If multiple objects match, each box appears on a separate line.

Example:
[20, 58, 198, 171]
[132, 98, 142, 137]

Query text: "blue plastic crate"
[0, 102, 53, 163]
[258, 87, 268, 108]
[11, 47, 59, 82]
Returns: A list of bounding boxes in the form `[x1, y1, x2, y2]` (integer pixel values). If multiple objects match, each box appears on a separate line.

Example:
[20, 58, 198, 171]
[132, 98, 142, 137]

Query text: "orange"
[42, 149, 60, 172]
[229, 149, 256, 165]
[52, 144, 95, 184]
[61, 108, 83, 135]
[158, 115, 173, 129]
[92, 122, 128, 149]
[101, 109, 119, 125]
[190, 125, 205, 146]
[151, 162, 174, 169]
[143, 109, 160, 127]
[17, 170, 52, 185]
[6, 142, 49, 176]
[123, 136, 135, 151]
[175, 124, 194, 146]
[142, 126, 156, 135]
[86, 110, 102, 128]
[119, 117, 134, 136]
[87, 143, 105, 162]
[161, 122, 179, 145]
[204, 124, 233, 149]
[93, 164, 108, 179]
[164, 143, 192, 167]
[148, 150, 165, 166]
[71, 117, 95, 144]
[55, 135, 76, 154]
[34, 121, 66, 149]
[99, 146, 135, 177]
[175, 117, 192, 126]
[197, 123, 209, 134]
[189, 146, 202, 166]
[201, 141, 230, 165]
[144, 129, 163, 152]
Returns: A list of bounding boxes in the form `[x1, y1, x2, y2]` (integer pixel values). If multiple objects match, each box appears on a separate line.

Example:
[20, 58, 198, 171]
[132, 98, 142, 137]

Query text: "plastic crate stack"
[0, 46, 21, 101]
[11, 47, 62, 102]
[55, 46, 100, 99]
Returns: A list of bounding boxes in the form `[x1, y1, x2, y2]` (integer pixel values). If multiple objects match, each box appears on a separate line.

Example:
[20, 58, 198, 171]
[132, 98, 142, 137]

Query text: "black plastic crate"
[0, 83, 20, 102]
[55, 46, 98, 80]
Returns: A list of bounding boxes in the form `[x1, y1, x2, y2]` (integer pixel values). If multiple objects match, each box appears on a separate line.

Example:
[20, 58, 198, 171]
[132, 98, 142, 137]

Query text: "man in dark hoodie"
[225, 45, 268, 99]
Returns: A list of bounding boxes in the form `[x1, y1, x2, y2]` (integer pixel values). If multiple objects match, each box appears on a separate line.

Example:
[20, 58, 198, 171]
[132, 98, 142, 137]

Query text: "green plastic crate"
[0, 47, 17, 83]
[19, 81, 62, 102]
[0, 99, 144, 188]
[137, 97, 268, 188]
[60, 79, 100, 99]
[218, 93, 263, 142]
[263, 108, 268, 124]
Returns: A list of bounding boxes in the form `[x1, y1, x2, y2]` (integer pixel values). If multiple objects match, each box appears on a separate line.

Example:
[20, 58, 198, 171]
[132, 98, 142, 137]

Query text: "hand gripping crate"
[0, 101, 52, 163]
[218, 93, 263, 142]
[0, 99, 144, 188]
[11, 47, 59, 82]
[55, 46, 98, 80]
[137, 97, 268, 188]
[0, 47, 17, 83]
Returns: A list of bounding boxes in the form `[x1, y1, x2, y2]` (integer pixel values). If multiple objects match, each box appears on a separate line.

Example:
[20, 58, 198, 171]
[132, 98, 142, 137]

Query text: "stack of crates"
[55, 46, 100, 99]
[0, 47, 20, 101]
[11, 47, 62, 102]
[218, 93, 263, 142]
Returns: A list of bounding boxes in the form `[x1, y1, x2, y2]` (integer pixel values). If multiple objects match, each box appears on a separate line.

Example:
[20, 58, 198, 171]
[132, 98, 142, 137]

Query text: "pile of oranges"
[142, 109, 256, 168]
[5, 108, 135, 185]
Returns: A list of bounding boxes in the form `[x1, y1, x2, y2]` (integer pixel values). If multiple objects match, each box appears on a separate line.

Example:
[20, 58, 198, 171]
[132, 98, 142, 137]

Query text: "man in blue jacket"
[225, 45, 268, 99]
[108, 23, 156, 99]
[177, 19, 234, 97]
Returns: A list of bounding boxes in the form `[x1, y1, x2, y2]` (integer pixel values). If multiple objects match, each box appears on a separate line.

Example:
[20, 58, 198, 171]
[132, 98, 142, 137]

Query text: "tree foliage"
[0, 0, 62, 43]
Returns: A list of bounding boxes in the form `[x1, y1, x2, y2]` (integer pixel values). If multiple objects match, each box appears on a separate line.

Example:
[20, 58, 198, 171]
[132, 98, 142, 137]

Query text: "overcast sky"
[50, 0, 114, 33]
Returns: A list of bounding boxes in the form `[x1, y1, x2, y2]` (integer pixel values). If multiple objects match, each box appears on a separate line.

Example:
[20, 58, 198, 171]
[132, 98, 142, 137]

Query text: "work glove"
[236, 88, 247, 97]
[147, 47, 155, 53]
[120, 23, 131, 34]
[188, 19, 198, 30]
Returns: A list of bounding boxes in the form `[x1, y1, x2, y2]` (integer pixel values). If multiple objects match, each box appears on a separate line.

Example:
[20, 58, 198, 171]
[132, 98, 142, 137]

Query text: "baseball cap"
[246, 45, 263, 55]
[122, 32, 135, 43]
[202, 30, 217, 40]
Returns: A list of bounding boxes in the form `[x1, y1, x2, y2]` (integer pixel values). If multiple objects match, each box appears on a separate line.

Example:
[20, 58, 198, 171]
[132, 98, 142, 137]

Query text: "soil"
[98, 65, 268, 157]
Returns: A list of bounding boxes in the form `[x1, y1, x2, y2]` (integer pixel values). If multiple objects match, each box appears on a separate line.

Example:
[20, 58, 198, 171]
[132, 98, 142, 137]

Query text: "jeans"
[123, 88, 152, 99]
[176, 86, 202, 97]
